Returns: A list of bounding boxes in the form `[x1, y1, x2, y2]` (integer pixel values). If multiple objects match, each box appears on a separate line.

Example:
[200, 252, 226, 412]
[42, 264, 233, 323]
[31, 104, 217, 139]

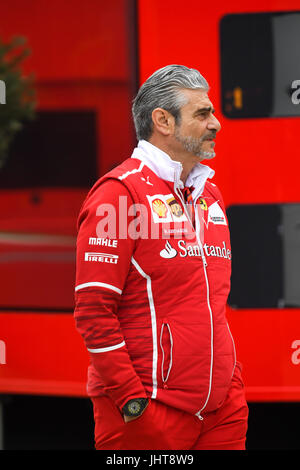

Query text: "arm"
[74, 179, 147, 413]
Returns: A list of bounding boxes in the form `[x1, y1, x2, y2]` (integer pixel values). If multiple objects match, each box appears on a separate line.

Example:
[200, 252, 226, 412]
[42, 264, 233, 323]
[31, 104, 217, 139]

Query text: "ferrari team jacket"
[74, 140, 236, 418]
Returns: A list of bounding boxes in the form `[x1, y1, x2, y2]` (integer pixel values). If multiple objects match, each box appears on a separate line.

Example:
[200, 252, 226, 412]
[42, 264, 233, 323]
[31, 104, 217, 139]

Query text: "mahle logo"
[0, 80, 6, 104]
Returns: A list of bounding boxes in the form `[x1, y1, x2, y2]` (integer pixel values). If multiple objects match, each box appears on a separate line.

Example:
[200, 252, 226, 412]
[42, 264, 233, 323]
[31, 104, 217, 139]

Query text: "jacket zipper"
[159, 322, 173, 384]
[174, 185, 207, 266]
[174, 181, 213, 420]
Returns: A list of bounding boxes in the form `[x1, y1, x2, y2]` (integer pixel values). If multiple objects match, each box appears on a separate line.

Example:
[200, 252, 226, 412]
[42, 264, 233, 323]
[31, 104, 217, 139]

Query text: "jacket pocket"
[159, 321, 173, 384]
[227, 322, 237, 379]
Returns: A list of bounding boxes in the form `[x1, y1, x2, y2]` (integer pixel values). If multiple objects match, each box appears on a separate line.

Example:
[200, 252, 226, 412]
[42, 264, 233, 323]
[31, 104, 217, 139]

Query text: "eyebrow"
[193, 106, 215, 116]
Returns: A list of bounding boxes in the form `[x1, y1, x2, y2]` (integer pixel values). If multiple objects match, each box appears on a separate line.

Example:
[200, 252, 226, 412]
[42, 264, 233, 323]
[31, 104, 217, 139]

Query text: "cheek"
[184, 119, 202, 132]
[177, 119, 206, 138]
[191, 122, 206, 137]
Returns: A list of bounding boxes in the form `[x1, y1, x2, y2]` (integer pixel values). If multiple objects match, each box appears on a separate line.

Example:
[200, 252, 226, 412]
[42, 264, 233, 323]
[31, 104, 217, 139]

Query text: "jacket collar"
[131, 139, 215, 199]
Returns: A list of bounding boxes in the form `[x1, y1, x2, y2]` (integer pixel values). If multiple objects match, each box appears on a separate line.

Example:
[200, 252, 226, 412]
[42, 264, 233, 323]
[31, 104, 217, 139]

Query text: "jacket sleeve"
[74, 178, 147, 411]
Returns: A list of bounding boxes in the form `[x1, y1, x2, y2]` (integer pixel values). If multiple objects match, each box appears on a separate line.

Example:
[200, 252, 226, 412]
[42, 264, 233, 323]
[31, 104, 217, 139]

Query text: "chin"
[198, 150, 216, 160]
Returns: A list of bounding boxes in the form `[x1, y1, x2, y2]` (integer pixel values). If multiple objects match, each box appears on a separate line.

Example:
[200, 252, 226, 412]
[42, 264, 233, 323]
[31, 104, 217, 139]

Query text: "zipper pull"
[202, 255, 207, 267]
[196, 411, 204, 421]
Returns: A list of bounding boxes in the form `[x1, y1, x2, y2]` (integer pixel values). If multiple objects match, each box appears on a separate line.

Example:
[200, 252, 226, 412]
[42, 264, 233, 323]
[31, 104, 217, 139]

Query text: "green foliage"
[0, 36, 36, 169]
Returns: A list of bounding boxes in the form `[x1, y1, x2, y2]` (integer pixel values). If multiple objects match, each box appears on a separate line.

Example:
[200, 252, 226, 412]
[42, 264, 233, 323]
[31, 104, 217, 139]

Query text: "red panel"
[137, 0, 300, 401]
[0, 0, 130, 80]
[1, 0, 300, 401]
[137, 0, 300, 204]
[227, 307, 300, 401]
[0, 0, 137, 396]
[0, 313, 89, 396]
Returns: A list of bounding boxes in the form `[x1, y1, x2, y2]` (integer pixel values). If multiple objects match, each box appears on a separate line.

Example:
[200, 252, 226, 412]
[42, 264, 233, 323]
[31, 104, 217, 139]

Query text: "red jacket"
[74, 140, 236, 418]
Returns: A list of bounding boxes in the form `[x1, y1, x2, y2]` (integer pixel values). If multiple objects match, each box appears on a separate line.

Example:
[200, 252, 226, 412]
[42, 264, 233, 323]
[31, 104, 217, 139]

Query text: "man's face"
[173, 88, 221, 161]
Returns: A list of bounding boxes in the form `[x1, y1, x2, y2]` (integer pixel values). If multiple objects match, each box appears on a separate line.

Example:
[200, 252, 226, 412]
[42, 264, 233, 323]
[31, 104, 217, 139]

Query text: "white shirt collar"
[131, 139, 215, 198]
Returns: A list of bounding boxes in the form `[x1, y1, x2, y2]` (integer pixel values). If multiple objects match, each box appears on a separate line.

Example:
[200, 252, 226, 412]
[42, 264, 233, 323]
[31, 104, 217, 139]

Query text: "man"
[74, 65, 248, 450]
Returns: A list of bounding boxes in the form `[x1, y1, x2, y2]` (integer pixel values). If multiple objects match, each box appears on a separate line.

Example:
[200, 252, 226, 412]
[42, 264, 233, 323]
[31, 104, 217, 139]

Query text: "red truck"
[1, 0, 300, 431]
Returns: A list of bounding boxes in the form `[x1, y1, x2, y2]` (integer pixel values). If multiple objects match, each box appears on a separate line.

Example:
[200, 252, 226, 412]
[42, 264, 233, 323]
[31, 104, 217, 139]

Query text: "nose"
[207, 114, 221, 133]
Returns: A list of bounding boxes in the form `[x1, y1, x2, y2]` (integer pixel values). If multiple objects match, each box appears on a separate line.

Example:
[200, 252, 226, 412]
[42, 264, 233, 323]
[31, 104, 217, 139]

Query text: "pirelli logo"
[84, 252, 119, 264]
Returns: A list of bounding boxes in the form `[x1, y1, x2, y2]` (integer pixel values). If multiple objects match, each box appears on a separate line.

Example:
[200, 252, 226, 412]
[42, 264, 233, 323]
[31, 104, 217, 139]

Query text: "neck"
[179, 162, 197, 185]
[148, 136, 201, 186]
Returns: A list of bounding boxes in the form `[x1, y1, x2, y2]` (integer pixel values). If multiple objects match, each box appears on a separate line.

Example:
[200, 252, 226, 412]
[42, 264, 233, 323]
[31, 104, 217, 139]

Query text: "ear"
[151, 108, 175, 136]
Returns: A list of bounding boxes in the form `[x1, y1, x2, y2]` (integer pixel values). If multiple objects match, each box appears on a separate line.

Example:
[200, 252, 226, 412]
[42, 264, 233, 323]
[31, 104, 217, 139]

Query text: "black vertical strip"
[126, 0, 140, 147]
[227, 204, 283, 309]
[220, 13, 274, 118]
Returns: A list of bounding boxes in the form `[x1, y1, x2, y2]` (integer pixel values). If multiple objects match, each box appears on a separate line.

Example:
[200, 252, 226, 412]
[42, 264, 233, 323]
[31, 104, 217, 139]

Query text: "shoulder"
[205, 180, 222, 197]
[77, 160, 139, 229]
[204, 180, 226, 209]
[83, 159, 138, 203]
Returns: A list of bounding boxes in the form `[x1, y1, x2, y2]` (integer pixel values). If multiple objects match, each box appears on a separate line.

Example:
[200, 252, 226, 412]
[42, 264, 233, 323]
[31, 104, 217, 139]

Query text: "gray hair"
[132, 64, 209, 141]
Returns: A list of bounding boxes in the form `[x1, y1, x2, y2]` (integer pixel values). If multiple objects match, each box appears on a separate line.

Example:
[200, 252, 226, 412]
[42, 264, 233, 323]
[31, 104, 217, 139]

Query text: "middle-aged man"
[74, 65, 249, 450]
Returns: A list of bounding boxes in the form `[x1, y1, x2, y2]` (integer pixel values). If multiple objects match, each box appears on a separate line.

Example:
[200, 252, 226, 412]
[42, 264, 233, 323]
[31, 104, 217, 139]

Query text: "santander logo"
[160, 240, 231, 260]
[160, 241, 178, 259]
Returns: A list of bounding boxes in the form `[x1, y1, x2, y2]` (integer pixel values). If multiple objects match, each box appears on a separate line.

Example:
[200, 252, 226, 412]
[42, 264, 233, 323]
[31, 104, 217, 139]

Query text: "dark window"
[227, 204, 300, 308]
[220, 12, 300, 118]
[0, 110, 98, 189]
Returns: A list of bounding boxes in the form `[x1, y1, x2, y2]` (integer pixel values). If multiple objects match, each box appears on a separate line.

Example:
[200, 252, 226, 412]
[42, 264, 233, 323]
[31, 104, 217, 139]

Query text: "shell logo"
[152, 199, 168, 218]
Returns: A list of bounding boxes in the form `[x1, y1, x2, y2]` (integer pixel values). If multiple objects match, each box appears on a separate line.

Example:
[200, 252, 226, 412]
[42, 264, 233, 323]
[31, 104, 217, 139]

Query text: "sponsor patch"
[159, 241, 177, 259]
[207, 201, 227, 226]
[198, 198, 208, 211]
[166, 196, 183, 217]
[146, 194, 173, 224]
[84, 252, 118, 264]
[163, 227, 188, 235]
[152, 198, 168, 218]
[147, 194, 188, 224]
[159, 240, 231, 260]
[89, 237, 118, 247]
